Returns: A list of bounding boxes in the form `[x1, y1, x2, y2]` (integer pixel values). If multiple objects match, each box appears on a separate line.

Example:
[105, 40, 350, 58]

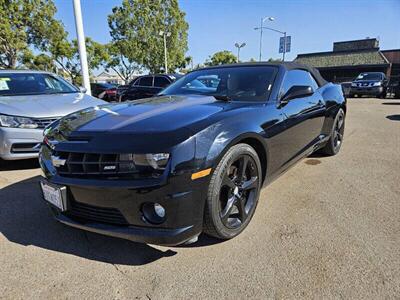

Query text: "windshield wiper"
[212, 95, 231, 102]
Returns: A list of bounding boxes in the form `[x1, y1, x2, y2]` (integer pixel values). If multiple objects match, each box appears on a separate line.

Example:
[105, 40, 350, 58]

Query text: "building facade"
[295, 38, 400, 84]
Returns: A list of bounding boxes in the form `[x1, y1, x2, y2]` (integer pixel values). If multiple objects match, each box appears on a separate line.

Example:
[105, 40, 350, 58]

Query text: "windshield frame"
[0, 72, 79, 97]
[159, 65, 279, 103]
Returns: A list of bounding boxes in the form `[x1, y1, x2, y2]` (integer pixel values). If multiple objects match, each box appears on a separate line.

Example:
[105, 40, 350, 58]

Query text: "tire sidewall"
[330, 108, 345, 154]
[206, 143, 262, 239]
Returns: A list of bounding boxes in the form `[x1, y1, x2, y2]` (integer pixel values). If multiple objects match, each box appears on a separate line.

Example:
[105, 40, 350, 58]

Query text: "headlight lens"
[119, 153, 170, 170]
[373, 82, 382, 87]
[351, 83, 357, 87]
[0, 114, 38, 129]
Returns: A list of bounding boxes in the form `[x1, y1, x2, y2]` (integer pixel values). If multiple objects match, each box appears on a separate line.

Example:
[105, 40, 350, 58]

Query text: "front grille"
[35, 117, 59, 129]
[53, 151, 159, 179]
[66, 199, 129, 225]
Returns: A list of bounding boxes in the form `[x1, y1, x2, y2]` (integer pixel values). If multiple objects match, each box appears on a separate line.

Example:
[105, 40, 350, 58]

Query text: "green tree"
[21, 50, 56, 71]
[108, 0, 189, 73]
[51, 37, 109, 84]
[105, 42, 142, 84]
[267, 58, 282, 63]
[0, 0, 66, 68]
[205, 51, 237, 66]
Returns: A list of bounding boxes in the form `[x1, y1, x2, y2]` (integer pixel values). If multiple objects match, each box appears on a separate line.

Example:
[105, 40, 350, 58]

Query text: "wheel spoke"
[337, 117, 344, 130]
[237, 197, 247, 222]
[222, 174, 235, 189]
[220, 196, 236, 223]
[242, 176, 258, 191]
[237, 156, 249, 183]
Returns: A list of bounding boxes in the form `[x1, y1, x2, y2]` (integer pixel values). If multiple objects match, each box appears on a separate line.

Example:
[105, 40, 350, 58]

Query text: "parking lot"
[0, 98, 399, 299]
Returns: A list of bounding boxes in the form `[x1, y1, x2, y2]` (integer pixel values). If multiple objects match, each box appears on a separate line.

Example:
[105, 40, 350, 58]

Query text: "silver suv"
[0, 70, 106, 160]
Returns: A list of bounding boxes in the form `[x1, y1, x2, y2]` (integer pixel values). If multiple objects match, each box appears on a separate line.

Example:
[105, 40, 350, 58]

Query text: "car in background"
[116, 84, 130, 100]
[119, 74, 182, 101]
[39, 62, 346, 246]
[90, 83, 117, 102]
[349, 72, 388, 98]
[340, 82, 352, 97]
[0, 70, 106, 161]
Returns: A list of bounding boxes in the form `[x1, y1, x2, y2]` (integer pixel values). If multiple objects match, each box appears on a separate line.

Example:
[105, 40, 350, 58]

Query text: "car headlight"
[120, 153, 170, 170]
[351, 83, 357, 87]
[0, 114, 38, 129]
[373, 82, 382, 87]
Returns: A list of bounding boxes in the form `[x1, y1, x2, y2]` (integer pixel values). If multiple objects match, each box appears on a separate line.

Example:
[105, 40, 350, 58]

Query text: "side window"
[138, 76, 153, 87]
[280, 70, 319, 98]
[154, 76, 171, 88]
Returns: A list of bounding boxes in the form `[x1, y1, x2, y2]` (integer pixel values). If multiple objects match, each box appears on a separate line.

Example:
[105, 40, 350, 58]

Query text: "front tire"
[319, 108, 345, 156]
[203, 143, 262, 240]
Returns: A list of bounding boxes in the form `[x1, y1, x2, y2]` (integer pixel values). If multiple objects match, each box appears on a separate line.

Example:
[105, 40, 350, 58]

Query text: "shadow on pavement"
[0, 175, 177, 266]
[0, 159, 40, 171]
[386, 114, 400, 121]
[382, 102, 400, 105]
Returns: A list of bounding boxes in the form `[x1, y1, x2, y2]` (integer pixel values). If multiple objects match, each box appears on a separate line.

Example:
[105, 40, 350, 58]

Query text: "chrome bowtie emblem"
[51, 155, 66, 167]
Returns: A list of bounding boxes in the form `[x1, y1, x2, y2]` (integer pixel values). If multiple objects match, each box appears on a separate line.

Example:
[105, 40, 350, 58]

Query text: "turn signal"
[191, 168, 212, 180]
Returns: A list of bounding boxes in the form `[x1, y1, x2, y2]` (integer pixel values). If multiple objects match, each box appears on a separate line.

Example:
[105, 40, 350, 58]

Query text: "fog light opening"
[141, 202, 166, 224]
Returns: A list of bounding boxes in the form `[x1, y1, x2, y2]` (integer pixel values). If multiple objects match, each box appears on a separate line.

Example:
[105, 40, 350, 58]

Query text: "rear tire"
[203, 143, 262, 240]
[319, 108, 345, 156]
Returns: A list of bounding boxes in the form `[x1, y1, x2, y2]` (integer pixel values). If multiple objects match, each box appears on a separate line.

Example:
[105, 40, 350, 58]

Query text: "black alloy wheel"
[204, 143, 262, 240]
[319, 108, 345, 156]
[333, 110, 344, 152]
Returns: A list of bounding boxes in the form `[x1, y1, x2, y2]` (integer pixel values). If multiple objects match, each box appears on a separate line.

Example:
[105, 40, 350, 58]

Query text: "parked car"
[390, 80, 400, 99]
[349, 72, 388, 98]
[90, 83, 117, 101]
[116, 84, 130, 100]
[340, 81, 352, 97]
[39, 62, 346, 246]
[0, 70, 106, 161]
[119, 74, 182, 101]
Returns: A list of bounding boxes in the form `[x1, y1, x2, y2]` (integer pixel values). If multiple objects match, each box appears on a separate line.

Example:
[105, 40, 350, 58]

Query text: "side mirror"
[79, 86, 87, 93]
[281, 85, 314, 104]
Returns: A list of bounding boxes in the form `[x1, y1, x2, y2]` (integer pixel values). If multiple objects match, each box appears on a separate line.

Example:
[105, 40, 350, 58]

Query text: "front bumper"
[41, 174, 208, 246]
[350, 86, 383, 96]
[0, 127, 44, 160]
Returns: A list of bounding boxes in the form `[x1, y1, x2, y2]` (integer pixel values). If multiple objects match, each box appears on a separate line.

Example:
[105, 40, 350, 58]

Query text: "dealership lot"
[0, 98, 399, 299]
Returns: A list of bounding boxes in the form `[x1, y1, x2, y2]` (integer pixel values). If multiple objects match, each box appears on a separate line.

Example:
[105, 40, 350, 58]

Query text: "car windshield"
[160, 66, 278, 102]
[0, 73, 78, 96]
[355, 73, 382, 81]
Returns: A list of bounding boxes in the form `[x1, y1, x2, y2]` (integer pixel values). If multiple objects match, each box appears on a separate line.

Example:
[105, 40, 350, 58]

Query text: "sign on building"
[279, 36, 291, 53]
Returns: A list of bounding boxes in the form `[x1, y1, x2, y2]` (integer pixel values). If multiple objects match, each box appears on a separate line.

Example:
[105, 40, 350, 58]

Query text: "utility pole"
[72, 0, 91, 95]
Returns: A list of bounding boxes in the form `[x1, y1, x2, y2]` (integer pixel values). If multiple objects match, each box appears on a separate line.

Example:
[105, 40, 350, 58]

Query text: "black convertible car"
[39, 63, 346, 246]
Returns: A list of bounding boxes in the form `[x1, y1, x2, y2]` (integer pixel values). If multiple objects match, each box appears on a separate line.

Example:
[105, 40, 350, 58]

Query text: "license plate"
[40, 181, 66, 211]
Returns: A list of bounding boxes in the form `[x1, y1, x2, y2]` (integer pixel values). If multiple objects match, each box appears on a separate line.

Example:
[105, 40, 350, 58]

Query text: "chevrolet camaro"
[39, 62, 346, 246]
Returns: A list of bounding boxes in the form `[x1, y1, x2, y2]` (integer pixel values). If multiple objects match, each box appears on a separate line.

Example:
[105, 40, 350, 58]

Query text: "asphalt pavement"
[0, 98, 399, 299]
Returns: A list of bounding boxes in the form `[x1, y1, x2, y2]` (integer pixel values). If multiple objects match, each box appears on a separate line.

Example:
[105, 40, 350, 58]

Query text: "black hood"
[47, 95, 248, 152]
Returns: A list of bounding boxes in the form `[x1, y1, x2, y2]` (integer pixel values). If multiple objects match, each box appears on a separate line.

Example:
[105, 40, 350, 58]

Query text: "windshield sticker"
[0, 80, 10, 90]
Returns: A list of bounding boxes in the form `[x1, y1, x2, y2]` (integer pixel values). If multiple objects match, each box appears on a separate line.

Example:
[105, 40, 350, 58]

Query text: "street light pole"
[72, 0, 91, 95]
[159, 31, 171, 74]
[282, 31, 287, 61]
[258, 18, 263, 61]
[234, 42, 246, 62]
[254, 17, 274, 61]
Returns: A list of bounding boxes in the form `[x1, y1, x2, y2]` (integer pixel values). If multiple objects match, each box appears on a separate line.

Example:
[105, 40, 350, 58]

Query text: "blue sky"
[54, 0, 400, 71]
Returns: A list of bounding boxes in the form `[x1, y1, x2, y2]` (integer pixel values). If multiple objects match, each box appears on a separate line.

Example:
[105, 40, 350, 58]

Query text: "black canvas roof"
[197, 61, 328, 86]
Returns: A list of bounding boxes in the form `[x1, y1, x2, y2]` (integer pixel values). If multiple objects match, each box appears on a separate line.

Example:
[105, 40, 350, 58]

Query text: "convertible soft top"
[200, 61, 328, 87]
